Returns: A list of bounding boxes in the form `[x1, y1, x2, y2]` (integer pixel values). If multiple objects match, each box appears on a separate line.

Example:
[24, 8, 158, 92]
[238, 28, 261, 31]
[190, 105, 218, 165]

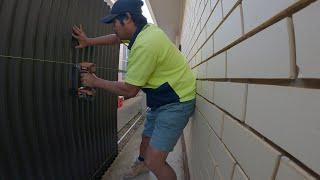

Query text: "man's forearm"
[88, 34, 121, 46]
[94, 78, 137, 98]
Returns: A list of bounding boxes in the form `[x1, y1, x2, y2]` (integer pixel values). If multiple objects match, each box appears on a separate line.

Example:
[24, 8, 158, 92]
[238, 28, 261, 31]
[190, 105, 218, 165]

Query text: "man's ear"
[124, 12, 133, 24]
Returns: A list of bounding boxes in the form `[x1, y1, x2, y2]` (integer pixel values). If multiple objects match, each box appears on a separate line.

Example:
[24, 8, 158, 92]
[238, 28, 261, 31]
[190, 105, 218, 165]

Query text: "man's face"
[112, 19, 130, 40]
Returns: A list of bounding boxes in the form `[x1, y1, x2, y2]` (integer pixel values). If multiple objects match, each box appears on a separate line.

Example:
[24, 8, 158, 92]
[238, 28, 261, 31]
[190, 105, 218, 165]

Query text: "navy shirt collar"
[128, 23, 148, 50]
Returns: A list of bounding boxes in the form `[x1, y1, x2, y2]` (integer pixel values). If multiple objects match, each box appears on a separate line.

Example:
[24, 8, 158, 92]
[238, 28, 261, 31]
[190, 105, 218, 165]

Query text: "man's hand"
[72, 25, 91, 48]
[80, 74, 140, 98]
[81, 73, 99, 87]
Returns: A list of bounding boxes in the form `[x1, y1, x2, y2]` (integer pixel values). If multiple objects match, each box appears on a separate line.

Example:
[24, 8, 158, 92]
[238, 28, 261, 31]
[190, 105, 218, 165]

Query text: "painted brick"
[196, 50, 201, 65]
[198, 170, 205, 180]
[275, 157, 317, 180]
[197, 81, 203, 96]
[214, 166, 224, 180]
[214, 6, 242, 53]
[196, 67, 200, 79]
[199, 30, 207, 50]
[192, 67, 198, 77]
[201, 0, 211, 30]
[200, 151, 211, 180]
[184, 121, 192, 159]
[195, 24, 201, 45]
[294, 1, 320, 78]
[210, 0, 219, 11]
[227, 18, 294, 79]
[201, 36, 214, 61]
[205, 151, 217, 179]
[206, 0, 223, 36]
[190, 58, 195, 67]
[209, 130, 236, 180]
[208, 81, 215, 102]
[196, 113, 211, 165]
[191, 111, 206, 171]
[207, 52, 226, 79]
[213, 82, 247, 121]
[246, 84, 320, 175]
[195, 41, 200, 56]
[232, 165, 249, 180]
[198, 95, 224, 137]
[201, 81, 214, 101]
[190, 145, 200, 180]
[197, 63, 206, 79]
[222, 0, 238, 17]
[202, 169, 210, 180]
[202, 80, 208, 96]
[196, 95, 204, 110]
[198, 0, 206, 22]
[204, 169, 212, 180]
[194, 52, 201, 65]
[199, 81, 205, 96]
[222, 115, 281, 180]
[196, 80, 202, 94]
[242, 0, 296, 33]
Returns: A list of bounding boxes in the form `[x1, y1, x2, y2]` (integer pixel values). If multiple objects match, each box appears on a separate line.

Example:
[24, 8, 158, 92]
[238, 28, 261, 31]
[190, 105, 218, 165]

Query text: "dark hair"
[115, 13, 147, 27]
[117, 12, 148, 49]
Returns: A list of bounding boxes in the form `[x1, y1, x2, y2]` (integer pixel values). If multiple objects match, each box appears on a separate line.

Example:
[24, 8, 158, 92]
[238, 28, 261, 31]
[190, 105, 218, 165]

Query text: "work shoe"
[123, 160, 149, 179]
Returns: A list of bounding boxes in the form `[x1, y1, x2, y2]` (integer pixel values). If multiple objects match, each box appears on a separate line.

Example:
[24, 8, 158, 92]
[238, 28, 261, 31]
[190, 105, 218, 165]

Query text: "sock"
[138, 156, 144, 162]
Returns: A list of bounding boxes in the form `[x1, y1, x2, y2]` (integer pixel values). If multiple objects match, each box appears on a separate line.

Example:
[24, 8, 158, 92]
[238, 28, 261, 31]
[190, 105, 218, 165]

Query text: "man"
[72, 0, 196, 179]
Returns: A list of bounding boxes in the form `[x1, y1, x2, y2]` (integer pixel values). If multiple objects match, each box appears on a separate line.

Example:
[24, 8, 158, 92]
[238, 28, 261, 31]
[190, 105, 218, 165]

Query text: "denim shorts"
[143, 99, 196, 152]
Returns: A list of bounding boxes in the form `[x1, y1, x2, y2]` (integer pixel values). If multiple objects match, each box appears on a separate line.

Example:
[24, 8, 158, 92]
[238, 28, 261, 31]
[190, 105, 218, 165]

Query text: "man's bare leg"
[145, 145, 176, 180]
[123, 136, 150, 179]
[139, 135, 150, 158]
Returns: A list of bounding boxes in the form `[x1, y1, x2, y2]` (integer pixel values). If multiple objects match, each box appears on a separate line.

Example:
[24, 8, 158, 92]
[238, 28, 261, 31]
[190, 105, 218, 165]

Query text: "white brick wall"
[246, 84, 320, 175]
[206, 0, 223, 37]
[197, 95, 224, 137]
[206, 52, 226, 79]
[205, 151, 217, 178]
[196, 51, 201, 65]
[294, 0, 320, 78]
[199, 81, 214, 101]
[222, 115, 281, 180]
[232, 165, 249, 180]
[221, 0, 238, 17]
[214, 166, 224, 180]
[213, 82, 247, 121]
[197, 63, 206, 79]
[227, 19, 295, 79]
[181, 0, 320, 179]
[242, 0, 296, 33]
[201, 0, 211, 31]
[214, 5, 243, 53]
[198, 29, 207, 51]
[210, 0, 219, 11]
[201, 36, 214, 61]
[275, 157, 316, 180]
[208, 129, 236, 180]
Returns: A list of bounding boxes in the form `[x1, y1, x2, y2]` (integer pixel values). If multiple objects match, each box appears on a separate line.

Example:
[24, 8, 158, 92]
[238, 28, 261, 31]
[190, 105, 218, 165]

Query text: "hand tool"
[70, 62, 96, 100]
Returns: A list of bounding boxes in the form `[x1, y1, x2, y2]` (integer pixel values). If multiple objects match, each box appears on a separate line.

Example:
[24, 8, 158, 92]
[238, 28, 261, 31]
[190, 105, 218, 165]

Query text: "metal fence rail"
[0, 0, 119, 179]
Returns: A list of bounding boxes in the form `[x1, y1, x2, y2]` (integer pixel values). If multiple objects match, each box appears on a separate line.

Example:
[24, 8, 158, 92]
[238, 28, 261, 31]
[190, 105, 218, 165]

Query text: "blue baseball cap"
[101, 0, 144, 24]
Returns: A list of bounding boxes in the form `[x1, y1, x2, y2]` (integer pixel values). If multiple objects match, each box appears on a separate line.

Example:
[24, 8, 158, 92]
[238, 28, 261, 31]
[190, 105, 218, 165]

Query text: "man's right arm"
[87, 34, 121, 46]
[72, 25, 121, 48]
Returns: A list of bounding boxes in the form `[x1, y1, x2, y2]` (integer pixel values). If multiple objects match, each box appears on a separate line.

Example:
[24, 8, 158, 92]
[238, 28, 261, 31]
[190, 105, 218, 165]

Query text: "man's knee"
[141, 136, 150, 144]
[145, 156, 162, 171]
[140, 136, 150, 150]
[144, 146, 168, 171]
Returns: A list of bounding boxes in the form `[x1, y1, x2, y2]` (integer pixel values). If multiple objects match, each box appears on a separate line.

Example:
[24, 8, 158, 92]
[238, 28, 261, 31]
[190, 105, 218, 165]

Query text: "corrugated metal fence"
[0, 0, 119, 179]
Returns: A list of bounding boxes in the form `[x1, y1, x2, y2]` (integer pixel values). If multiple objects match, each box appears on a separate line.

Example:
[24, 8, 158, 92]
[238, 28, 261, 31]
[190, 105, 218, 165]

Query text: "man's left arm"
[81, 73, 140, 98]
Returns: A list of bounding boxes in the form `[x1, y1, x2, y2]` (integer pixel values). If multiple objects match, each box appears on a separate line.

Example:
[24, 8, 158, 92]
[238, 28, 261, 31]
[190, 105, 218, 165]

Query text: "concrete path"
[101, 120, 185, 180]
